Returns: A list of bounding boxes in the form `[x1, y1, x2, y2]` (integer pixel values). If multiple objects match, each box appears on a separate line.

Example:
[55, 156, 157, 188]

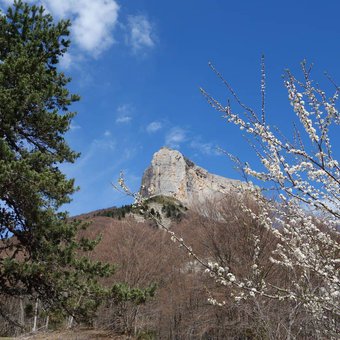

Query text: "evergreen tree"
[0, 0, 112, 325]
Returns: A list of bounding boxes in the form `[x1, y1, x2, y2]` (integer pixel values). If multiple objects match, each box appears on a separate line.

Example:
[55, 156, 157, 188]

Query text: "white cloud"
[68, 0, 119, 56]
[81, 138, 116, 163]
[126, 14, 155, 52]
[146, 121, 162, 133]
[2, 1, 158, 61]
[2, 0, 120, 57]
[92, 138, 116, 151]
[163, 124, 221, 156]
[165, 127, 187, 148]
[117, 104, 132, 114]
[190, 140, 220, 156]
[116, 104, 133, 124]
[69, 123, 81, 131]
[59, 52, 72, 69]
[67, 136, 116, 171]
[116, 116, 132, 124]
[104, 130, 111, 137]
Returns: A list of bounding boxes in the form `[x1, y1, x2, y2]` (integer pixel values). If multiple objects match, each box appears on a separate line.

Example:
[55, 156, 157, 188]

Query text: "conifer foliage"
[0, 0, 111, 325]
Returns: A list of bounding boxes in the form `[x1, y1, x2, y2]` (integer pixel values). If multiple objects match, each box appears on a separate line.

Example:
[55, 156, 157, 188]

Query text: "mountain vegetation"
[3, 192, 337, 339]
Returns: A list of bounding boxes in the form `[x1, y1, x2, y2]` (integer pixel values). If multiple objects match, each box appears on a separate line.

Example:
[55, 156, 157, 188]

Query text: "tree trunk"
[32, 298, 39, 332]
[45, 315, 49, 330]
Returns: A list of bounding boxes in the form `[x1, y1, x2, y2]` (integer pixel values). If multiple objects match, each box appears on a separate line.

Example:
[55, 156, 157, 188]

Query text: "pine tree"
[0, 0, 112, 325]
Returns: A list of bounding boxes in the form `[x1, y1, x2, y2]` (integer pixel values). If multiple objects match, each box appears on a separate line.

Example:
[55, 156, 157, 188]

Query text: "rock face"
[140, 147, 243, 207]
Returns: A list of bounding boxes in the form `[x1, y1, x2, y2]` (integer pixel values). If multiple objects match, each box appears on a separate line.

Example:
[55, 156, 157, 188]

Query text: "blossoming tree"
[199, 59, 339, 337]
[117, 59, 339, 337]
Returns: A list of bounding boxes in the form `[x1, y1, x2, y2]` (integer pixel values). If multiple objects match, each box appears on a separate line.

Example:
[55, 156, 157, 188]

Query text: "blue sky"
[2, 0, 340, 215]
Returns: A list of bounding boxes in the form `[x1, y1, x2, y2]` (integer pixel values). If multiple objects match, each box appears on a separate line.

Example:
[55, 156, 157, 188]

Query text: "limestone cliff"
[140, 147, 243, 207]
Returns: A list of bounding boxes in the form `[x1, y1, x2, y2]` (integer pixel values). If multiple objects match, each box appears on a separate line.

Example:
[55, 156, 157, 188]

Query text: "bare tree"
[199, 59, 339, 337]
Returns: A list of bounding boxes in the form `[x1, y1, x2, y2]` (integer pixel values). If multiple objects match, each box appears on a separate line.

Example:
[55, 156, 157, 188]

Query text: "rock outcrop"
[140, 147, 243, 207]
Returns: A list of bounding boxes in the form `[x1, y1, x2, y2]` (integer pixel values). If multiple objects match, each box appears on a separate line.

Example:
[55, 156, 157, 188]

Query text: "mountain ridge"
[140, 147, 243, 207]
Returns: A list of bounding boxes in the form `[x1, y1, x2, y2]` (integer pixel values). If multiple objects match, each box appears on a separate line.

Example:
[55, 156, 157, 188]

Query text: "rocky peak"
[140, 147, 243, 207]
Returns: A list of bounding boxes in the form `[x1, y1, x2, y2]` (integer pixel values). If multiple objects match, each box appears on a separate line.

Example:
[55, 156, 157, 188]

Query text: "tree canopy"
[0, 0, 111, 324]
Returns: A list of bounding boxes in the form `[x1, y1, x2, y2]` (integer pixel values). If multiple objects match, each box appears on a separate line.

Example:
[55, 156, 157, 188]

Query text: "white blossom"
[200, 61, 340, 336]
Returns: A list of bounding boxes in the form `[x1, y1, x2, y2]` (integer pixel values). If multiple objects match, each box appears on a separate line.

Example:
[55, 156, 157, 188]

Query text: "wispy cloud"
[75, 137, 116, 170]
[116, 104, 133, 124]
[163, 124, 221, 157]
[126, 14, 155, 52]
[69, 123, 81, 131]
[92, 138, 116, 151]
[165, 127, 187, 148]
[189, 139, 221, 156]
[146, 121, 162, 133]
[116, 116, 132, 124]
[117, 104, 133, 114]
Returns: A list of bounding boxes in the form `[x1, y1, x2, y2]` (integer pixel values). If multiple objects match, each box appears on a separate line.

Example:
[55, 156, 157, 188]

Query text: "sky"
[1, 0, 340, 215]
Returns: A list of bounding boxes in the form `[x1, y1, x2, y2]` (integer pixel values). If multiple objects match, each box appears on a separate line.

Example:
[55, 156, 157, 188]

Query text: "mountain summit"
[140, 147, 243, 206]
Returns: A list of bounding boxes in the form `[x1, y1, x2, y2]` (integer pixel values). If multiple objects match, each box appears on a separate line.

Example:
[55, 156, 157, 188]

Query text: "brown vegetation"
[0, 195, 331, 339]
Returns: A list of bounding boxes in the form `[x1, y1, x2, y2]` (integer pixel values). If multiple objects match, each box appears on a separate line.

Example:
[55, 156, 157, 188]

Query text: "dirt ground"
[1, 330, 132, 340]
